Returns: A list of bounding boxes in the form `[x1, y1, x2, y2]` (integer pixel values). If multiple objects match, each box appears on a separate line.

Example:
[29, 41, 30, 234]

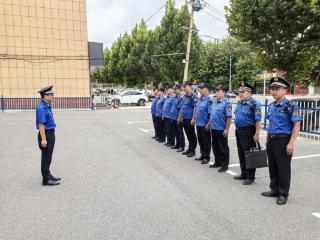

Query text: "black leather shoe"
[276, 196, 288, 205]
[151, 136, 156, 139]
[218, 166, 228, 172]
[261, 191, 279, 198]
[233, 175, 246, 180]
[43, 179, 60, 186]
[201, 159, 210, 164]
[187, 152, 195, 157]
[171, 146, 179, 149]
[182, 150, 190, 155]
[50, 174, 61, 181]
[177, 148, 184, 152]
[210, 163, 221, 168]
[164, 142, 170, 146]
[159, 140, 165, 143]
[195, 156, 204, 161]
[243, 179, 254, 185]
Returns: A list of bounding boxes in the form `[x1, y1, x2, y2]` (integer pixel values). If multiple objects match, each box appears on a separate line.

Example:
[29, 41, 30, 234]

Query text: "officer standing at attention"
[170, 84, 185, 152]
[162, 84, 175, 147]
[192, 83, 212, 164]
[155, 88, 166, 143]
[178, 81, 197, 158]
[151, 87, 159, 140]
[261, 77, 301, 205]
[207, 85, 232, 172]
[233, 82, 262, 185]
[36, 85, 61, 186]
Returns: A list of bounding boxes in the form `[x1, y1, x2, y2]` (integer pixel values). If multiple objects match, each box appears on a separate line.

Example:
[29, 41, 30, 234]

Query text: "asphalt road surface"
[1, 109, 320, 240]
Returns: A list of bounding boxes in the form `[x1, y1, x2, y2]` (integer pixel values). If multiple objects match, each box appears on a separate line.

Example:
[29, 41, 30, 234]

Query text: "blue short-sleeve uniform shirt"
[151, 96, 159, 115]
[162, 94, 174, 118]
[181, 92, 197, 120]
[267, 98, 301, 135]
[210, 97, 232, 131]
[195, 95, 213, 127]
[36, 100, 56, 130]
[234, 97, 262, 128]
[155, 96, 165, 117]
[170, 93, 183, 120]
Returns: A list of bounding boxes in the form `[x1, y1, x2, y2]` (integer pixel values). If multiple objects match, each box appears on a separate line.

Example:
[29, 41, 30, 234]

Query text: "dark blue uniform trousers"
[267, 136, 292, 197]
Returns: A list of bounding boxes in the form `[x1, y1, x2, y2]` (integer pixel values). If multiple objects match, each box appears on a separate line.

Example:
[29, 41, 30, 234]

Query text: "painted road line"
[229, 164, 240, 168]
[292, 154, 320, 160]
[226, 170, 237, 176]
[312, 212, 320, 219]
[139, 128, 149, 133]
[227, 155, 320, 168]
[127, 121, 151, 125]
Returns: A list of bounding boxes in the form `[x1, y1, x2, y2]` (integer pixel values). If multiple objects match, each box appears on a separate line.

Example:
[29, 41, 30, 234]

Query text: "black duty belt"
[236, 126, 255, 131]
[45, 128, 55, 133]
[268, 134, 291, 139]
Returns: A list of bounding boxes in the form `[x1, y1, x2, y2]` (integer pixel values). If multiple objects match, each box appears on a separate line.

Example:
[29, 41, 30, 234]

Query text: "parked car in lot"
[226, 91, 237, 98]
[105, 90, 148, 107]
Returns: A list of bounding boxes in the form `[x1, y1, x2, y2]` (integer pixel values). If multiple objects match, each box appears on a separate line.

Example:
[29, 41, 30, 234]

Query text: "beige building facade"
[0, 0, 90, 99]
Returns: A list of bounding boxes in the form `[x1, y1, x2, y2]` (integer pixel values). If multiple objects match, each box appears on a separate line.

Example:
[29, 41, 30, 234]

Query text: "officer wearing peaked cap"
[192, 83, 213, 164]
[179, 81, 198, 158]
[207, 85, 232, 172]
[36, 85, 61, 186]
[261, 77, 301, 205]
[170, 84, 185, 152]
[151, 87, 160, 140]
[162, 84, 175, 147]
[233, 82, 262, 185]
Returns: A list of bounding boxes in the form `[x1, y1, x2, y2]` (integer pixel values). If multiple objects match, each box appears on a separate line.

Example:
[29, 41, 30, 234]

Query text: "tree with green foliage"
[193, 37, 256, 89]
[226, 0, 320, 82]
[151, 0, 202, 84]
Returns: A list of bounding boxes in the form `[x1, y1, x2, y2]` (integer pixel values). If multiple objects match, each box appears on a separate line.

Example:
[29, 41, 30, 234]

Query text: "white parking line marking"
[226, 170, 237, 176]
[139, 128, 149, 133]
[293, 154, 320, 160]
[127, 121, 151, 125]
[229, 164, 240, 168]
[312, 212, 320, 219]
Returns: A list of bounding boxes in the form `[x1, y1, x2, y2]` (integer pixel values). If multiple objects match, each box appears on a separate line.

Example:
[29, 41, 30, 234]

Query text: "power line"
[145, 2, 167, 23]
[206, 5, 225, 18]
[201, 0, 225, 15]
[202, 10, 226, 23]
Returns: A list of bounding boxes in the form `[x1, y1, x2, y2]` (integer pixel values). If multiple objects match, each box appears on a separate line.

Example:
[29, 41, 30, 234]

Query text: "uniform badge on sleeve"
[293, 109, 299, 117]
[256, 109, 261, 116]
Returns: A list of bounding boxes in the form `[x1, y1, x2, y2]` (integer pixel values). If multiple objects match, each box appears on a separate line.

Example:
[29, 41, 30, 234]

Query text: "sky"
[86, 0, 230, 48]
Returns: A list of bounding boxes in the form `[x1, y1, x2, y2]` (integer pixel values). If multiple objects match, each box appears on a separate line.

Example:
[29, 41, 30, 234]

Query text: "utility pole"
[183, 0, 195, 83]
[229, 52, 232, 91]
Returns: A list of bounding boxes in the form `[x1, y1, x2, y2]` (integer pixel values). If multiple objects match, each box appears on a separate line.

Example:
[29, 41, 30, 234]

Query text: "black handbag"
[245, 142, 268, 169]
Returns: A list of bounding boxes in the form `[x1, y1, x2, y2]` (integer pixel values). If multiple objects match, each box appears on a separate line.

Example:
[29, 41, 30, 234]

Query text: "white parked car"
[106, 90, 148, 107]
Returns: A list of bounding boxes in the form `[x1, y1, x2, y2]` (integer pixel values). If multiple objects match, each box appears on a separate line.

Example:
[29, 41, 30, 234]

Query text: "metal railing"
[229, 98, 320, 136]
[0, 95, 92, 111]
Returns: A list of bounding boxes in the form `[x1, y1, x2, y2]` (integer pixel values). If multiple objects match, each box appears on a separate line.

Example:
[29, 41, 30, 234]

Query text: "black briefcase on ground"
[245, 142, 268, 169]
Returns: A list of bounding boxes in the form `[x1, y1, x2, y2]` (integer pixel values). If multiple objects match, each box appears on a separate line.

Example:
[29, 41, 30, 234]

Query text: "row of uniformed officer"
[151, 78, 301, 205]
